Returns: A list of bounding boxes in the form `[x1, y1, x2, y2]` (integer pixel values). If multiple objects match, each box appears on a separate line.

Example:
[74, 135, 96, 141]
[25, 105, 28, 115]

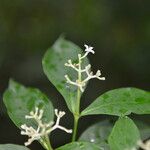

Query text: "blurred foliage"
[0, 0, 150, 89]
[0, 0, 149, 149]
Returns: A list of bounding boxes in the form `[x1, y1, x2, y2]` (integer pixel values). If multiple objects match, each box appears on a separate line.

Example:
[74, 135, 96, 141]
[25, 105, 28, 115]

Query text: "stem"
[39, 139, 48, 150]
[40, 135, 53, 150]
[72, 55, 82, 142]
[45, 135, 53, 150]
[72, 115, 79, 141]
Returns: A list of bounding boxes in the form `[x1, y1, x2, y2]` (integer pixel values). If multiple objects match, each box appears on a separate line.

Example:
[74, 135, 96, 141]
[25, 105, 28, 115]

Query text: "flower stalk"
[64, 44, 105, 141]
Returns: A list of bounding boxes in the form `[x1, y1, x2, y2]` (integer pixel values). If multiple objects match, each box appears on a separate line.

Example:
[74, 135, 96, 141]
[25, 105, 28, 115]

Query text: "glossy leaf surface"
[79, 120, 113, 150]
[42, 37, 89, 113]
[79, 119, 150, 150]
[3, 80, 54, 128]
[0, 144, 30, 150]
[108, 117, 140, 150]
[57, 142, 103, 150]
[81, 88, 150, 116]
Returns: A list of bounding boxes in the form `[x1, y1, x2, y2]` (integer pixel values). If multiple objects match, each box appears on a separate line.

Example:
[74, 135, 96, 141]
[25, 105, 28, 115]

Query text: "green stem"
[40, 135, 53, 150]
[72, 114, 79, 141]
[39, 139, 48, 150]
[72, 55, 82, 142]
[45, 135, 53, 150]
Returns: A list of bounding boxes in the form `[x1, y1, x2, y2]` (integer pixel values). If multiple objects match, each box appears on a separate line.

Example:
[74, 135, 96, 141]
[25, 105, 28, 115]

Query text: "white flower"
[21, 107, 72, 146]
[65, 75, 85, 92]
[84, 44, 95, 54]
[21, 124, 42, 146]
[64, 44, 105, 92]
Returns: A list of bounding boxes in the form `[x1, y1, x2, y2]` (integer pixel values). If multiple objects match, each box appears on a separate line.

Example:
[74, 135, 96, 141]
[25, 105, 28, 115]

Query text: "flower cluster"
[21, 107, 72, 146]
[64, 44, 105, 92]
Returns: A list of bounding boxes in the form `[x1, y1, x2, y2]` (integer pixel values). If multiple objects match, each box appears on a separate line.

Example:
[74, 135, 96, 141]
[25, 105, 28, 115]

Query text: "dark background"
[0, 0, 150, 149]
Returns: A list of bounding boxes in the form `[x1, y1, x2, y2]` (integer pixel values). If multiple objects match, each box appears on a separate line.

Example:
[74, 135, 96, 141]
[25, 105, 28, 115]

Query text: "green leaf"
[81, 88, 150, 117]
[79, 119, 150, 150]
[56, 142, 103, 150]
[0, 144, 30, 150]
[79, 120, 113, 150]
[42, 36, 89, 113]
[3, 79, 54, 128]
[108, 117, 140, 150]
